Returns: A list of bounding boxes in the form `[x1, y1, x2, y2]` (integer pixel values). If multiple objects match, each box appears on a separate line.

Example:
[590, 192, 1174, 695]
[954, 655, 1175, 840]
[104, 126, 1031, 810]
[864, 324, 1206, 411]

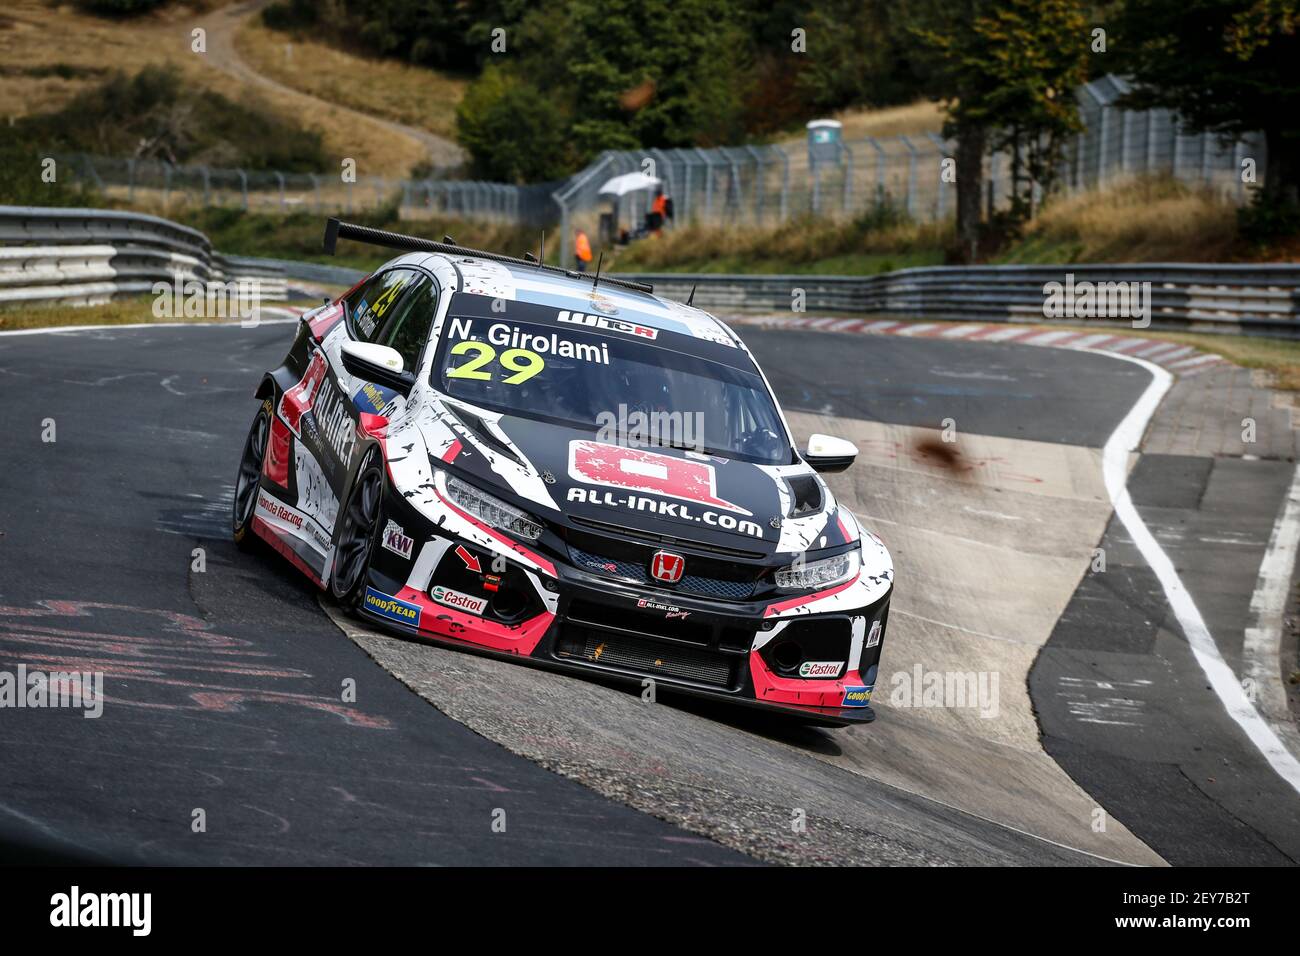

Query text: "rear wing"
[322, 219, 654, 295]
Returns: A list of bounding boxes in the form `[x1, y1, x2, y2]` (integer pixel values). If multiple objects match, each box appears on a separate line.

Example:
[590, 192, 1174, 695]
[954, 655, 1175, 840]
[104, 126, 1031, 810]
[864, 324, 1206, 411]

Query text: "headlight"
[775, 549, 859, 591]
[443, 473, 543, 541]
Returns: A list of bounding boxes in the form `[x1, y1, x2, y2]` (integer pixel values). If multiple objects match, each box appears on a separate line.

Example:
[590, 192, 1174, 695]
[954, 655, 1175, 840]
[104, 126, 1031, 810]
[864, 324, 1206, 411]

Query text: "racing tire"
[232, 399, 272, 551]
[330, 449, 384, 606]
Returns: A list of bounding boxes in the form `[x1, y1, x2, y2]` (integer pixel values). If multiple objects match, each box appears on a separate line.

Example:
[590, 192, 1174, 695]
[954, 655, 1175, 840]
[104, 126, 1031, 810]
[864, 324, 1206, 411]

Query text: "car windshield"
[431, 314, 790, 465]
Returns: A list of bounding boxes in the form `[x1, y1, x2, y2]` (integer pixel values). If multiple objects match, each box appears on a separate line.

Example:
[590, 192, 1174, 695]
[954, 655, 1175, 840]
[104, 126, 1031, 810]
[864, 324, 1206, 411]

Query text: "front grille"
[567, 515, 765, 560]
[568, 545, 756, 600]
[555, 622, 738, 689]
[567, 598, 753, 652]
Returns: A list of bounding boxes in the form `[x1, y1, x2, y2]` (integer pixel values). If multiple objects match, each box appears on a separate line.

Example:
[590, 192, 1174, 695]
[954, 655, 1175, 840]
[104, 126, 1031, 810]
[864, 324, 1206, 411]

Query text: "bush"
[0, 142, 99, 207]
[455, 67, 574, 183]
[1238, 191, 1300, 244]
[15, 65, 332, 172]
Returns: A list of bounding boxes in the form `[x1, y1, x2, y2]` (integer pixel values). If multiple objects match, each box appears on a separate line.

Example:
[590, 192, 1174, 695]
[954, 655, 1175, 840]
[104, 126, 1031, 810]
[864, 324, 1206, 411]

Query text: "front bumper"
[358, 525, 889, 728]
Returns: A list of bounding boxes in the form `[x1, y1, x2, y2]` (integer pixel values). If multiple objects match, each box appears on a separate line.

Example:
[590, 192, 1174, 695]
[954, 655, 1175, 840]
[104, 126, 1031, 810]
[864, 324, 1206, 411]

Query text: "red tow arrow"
[454, 545, 481, 573]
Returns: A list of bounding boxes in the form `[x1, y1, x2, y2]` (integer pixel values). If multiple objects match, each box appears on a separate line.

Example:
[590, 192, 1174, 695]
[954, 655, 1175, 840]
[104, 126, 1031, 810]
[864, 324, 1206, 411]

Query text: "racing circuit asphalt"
[1, 320, 1297, 865]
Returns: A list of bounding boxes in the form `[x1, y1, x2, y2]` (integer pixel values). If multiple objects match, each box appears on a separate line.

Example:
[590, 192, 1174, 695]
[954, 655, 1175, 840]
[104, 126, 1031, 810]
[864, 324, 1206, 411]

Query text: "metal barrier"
[621, 264, 1300, 337]
[0, 206, 287, 307]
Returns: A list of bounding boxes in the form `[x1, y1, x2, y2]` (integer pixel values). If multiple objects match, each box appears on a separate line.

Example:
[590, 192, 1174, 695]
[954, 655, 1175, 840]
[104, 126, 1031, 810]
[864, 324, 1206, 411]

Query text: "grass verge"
[0, 296, 315, 333]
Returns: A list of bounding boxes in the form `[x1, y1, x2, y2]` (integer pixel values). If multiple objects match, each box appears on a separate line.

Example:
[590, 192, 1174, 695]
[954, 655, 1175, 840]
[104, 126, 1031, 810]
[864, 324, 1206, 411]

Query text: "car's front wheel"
[232, 399, 271, 550]
[330, 450, 383, 604]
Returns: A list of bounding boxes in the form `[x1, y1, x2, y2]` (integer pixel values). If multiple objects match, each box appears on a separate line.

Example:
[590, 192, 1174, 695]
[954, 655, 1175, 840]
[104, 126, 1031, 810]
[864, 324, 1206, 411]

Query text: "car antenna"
[443, 235, 455, 245]
[591, 251, 604, 290]
[686, 284, 697, 307]
[521, 232, 545, 266]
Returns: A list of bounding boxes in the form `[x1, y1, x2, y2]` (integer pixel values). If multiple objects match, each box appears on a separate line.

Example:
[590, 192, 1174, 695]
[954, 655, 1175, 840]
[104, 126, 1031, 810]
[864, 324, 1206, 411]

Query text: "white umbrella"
[598, 171, 662, 197]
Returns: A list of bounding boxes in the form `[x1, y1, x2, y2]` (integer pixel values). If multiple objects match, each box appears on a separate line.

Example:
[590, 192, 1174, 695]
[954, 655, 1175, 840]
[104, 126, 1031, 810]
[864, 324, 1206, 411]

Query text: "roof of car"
[432, 252, 742, 350]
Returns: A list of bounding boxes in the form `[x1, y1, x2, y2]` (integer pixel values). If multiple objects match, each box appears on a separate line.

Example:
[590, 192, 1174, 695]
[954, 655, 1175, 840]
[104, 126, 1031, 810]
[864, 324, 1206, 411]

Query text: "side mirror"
[805, 433, 857, 473]
[341, 341, 415, 395]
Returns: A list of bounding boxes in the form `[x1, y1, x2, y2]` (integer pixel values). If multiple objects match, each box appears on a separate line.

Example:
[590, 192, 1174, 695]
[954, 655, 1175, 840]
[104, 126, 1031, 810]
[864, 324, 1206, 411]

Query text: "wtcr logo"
[1042, 273, 1152, 329]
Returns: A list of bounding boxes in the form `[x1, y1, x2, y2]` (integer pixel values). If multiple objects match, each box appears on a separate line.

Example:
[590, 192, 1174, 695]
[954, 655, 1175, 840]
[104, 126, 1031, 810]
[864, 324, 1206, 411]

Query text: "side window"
[344, 269, 420, 343]
[380, 279, 439, 373]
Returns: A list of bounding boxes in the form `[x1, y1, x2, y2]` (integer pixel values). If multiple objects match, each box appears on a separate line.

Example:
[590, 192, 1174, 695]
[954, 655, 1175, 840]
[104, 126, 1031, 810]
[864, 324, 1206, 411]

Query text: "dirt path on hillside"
[202, 0, 464, 172]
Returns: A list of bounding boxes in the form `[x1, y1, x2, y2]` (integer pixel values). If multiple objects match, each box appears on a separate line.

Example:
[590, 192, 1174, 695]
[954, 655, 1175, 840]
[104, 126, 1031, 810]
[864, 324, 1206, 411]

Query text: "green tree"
[912, 0, 1089, 260]
[1114, 0, 1300, 206]
[455, 66, 574, 182]
[456, 0, 752, 180]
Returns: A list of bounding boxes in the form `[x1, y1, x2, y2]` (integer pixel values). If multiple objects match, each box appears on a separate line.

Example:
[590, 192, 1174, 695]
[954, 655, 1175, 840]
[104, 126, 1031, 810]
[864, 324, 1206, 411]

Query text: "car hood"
[429, 408, 800, 555]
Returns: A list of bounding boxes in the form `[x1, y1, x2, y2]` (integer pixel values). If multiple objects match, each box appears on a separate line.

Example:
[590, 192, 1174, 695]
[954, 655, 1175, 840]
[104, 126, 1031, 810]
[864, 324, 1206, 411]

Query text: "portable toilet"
[807, 119, 844, 167]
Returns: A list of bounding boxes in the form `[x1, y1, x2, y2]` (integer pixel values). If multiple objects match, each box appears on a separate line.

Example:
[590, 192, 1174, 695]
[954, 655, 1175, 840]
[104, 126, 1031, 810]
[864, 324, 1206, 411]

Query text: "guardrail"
[0, 206, 287, 307]
[234, 252, 1300, 339]
[624, 264, 1300, 337]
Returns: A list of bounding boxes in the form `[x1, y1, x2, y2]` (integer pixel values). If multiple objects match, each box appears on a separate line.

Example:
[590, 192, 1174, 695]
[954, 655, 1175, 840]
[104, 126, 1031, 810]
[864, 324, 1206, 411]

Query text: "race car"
[232, 220, 893, 725]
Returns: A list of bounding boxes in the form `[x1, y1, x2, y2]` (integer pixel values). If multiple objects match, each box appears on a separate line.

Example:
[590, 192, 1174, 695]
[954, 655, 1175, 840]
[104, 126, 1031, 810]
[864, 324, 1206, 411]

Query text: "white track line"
[1243, 464, 1300, 760]
[1086, 347, 1300, 796]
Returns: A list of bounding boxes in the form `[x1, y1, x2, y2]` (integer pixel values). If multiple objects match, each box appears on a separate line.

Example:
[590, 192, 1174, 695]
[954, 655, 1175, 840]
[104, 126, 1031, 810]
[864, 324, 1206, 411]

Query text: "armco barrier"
[0, 206, 287, 307]
[622, 264, 1300, 337]
[235, 251, 1300, 340]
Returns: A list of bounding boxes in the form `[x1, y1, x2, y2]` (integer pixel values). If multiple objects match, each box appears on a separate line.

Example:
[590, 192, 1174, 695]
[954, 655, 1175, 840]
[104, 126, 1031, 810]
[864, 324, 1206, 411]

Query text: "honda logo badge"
[650, 551, 685, 584]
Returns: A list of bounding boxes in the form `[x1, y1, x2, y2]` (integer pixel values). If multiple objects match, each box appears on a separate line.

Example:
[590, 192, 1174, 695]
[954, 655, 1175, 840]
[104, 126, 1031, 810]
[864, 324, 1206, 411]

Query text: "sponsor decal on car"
[354, 381, 399, 415]
[381, 520, 414, 559]
[799, 660, 844, 679]
[295, 445, 339, 532]
[308, 376, 357, 466]
[636, 598, 690, 619]
[257, 490, 303, 529]
[363, 588, 422, 627]
[568, 440, 752, 516]
[567, 486, 766, 539]
[866, 619, 882, 649]
[556, 310, 658, 340]
[431, 586, 488, 615]
[842, 685, 872, 707]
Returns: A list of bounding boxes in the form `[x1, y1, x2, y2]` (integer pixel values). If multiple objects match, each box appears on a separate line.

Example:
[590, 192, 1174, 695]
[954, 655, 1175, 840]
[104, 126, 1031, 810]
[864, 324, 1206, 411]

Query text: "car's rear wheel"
[330, 450, 383, 604]
[232, 400, 271, 550]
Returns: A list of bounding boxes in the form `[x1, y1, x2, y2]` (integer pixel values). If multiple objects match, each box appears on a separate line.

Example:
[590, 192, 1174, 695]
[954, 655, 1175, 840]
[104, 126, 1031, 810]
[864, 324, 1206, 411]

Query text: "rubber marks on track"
[731, 317, 1228, 376]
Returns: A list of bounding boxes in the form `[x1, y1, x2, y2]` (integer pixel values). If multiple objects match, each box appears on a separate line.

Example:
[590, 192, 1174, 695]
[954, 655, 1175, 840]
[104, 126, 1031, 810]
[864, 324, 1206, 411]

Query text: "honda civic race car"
[232, 221, 893, 725]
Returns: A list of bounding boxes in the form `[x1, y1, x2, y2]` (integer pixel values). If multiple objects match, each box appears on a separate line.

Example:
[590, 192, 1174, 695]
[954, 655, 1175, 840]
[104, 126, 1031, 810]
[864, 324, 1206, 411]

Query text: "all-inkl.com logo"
[363, 588, 421, 627]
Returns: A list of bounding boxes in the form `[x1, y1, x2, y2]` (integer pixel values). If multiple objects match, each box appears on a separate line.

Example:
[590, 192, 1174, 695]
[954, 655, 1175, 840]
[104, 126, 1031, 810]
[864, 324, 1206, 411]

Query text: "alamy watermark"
[1043, 273, 1151, 329]
[595, 403, 705, 453]
[152, 274, 264, 327]
[889, 666, 1000, 719]
[0, 664, 103, 718]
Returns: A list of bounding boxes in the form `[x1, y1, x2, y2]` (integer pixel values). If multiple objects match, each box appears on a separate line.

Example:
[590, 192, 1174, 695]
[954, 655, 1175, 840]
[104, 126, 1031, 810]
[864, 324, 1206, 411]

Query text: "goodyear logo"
[354, 381, 395, 414]
[363, 587, 421, 627]
[842, 685, 872, 708]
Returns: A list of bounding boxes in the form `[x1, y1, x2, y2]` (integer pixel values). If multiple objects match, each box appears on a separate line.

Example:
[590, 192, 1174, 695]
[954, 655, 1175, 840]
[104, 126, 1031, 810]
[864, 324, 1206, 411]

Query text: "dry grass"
[776, 100, 944, 148]
[1009, 176, 1241, 262]
[0, 296, 175, 331]
[236, 19, 466, 142]
[612, 212, 948, 274]
[0, 0, 424, 177]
